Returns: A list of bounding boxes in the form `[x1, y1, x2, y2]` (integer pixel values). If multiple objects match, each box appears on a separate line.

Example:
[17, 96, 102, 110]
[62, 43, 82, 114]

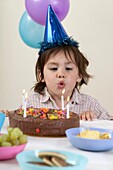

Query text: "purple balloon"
[25, 0, 70, 25]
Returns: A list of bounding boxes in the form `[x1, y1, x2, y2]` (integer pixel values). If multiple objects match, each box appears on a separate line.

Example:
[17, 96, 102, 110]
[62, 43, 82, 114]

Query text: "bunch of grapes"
[0, 127, 28, 147]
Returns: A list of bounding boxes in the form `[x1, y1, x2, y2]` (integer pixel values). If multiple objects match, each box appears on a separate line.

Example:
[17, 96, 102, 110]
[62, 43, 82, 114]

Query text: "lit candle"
[66, 96, 70, 119]
[61, 89, 65, 110]
[23, 92, 28, 118]
[22, 89, 25, 109]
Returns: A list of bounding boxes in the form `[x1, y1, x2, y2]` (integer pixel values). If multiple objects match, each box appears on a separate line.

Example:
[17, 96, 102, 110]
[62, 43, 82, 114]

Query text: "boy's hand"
[79, 111, 95, 121]
[0, 110, 9, 117]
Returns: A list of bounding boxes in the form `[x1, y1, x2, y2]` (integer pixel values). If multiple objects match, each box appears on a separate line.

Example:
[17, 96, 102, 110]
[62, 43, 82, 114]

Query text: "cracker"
[38, 151, 67, 160]
[28, 161, 50, 166]
[42, 156, 54, 166]
[51, 156, 71, 167]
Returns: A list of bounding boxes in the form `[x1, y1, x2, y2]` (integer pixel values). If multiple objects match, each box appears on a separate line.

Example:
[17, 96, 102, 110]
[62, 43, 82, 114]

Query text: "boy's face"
[43, 51, 81, 99]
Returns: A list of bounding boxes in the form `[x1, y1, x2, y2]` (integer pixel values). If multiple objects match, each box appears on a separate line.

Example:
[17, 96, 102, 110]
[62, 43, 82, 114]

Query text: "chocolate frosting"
[8, 109, 80, 137]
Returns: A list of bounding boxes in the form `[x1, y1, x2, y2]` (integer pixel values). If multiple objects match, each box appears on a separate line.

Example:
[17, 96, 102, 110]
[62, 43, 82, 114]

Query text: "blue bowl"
[16, 150, 88, 170]
[65, 127, 113, 152]
[0, 112, 5, 131]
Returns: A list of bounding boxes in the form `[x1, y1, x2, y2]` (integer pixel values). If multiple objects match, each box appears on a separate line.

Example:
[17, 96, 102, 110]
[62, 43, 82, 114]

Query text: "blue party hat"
[39, 5, 78, 55]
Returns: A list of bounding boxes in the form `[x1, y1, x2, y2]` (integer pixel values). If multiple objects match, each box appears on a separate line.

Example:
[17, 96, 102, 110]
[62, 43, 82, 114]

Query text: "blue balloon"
[19, 11, 44, 48]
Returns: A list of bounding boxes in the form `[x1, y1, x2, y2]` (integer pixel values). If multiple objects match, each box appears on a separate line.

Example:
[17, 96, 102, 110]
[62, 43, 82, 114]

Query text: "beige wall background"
[0, 0, 113, 114]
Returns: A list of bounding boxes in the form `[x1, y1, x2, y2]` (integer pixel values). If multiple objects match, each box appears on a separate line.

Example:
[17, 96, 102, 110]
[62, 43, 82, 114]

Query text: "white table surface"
[0, 118, 113, 170]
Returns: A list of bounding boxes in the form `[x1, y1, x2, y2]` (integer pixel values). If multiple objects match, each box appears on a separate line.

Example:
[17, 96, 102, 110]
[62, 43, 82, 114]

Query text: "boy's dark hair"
[34, 46, 92, 94]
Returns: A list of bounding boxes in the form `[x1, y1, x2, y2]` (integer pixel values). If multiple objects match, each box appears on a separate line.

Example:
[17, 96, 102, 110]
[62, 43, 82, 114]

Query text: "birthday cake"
[8, 108, 80, 137]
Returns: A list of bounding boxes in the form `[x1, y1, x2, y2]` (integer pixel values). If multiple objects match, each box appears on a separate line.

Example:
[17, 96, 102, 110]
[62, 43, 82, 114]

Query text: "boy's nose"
[56, 72, 65, 78]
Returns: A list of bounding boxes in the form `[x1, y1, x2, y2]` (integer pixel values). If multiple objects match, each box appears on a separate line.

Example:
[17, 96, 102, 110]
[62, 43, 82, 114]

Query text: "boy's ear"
[77, 75, 82, 83]
[41, 79, 45, 82]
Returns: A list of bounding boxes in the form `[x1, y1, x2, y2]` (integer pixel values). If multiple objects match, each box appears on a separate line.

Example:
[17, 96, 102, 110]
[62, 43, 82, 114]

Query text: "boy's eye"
[50, 68, 58, 71]
[65, 67, 73, 70]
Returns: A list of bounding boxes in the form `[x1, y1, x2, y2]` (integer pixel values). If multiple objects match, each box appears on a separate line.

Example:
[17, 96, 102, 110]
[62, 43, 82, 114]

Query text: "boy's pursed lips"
[57, 81, 65, 89]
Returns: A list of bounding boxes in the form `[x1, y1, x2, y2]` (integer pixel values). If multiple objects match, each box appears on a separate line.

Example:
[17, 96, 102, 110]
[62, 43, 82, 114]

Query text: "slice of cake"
[8, 108, 80, 137]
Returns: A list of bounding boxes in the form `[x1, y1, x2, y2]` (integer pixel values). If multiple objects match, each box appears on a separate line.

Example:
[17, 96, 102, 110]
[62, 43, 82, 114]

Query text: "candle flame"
[62, 89, 65, 95]
[25, 92, 28, 99]
[67, 96, 70, 102]
[22, 89, 25, 95]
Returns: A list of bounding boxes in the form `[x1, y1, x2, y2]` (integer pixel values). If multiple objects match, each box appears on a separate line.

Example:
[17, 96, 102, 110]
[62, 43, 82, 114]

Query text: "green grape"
[7, 134, 11, 142]
[0, 127, 27, 147]
[10, 131, 19, 140]
[19, 135, 28, 144]
[7, 127, 14, 135]
[1, 141, 12, 147]
[13, 127, 23, 137]
[0, 134, 8, 142]
[0, 136, 3, 143]
[11, 139, 20, 146]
